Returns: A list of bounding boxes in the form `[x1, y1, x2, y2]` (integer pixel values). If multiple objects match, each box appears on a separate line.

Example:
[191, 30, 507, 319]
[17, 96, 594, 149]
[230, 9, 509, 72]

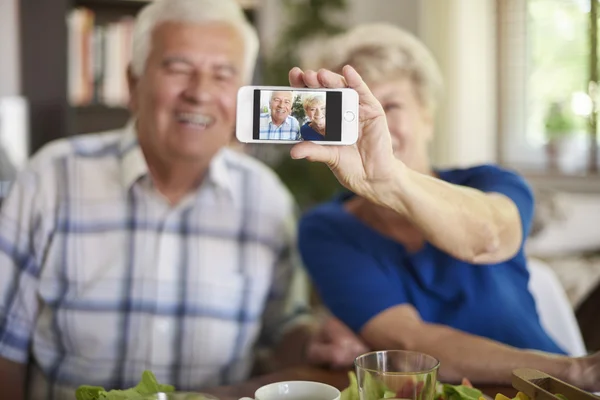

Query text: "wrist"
[564, 356, 587, 388]
[369, 158, 412, 211]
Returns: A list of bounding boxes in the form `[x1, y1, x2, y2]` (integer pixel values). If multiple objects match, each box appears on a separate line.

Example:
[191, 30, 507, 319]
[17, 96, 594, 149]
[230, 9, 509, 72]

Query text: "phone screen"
[252, 89, 343, 141]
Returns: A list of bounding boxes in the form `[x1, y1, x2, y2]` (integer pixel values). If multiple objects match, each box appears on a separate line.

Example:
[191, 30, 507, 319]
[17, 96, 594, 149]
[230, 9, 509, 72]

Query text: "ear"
[126, 65, 139, 113]
[421, 106, 436, 142]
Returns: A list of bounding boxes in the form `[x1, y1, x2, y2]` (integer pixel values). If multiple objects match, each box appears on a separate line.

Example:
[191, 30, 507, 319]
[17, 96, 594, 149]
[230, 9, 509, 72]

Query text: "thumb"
[306, 341, 355, 368]
[305, 340, 337, 366]
[290, 142, 338, 166]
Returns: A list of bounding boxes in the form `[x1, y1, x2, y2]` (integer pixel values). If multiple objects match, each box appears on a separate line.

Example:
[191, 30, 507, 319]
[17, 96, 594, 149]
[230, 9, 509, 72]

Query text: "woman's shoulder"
[437, 163, 527, 186]
[299, 194, 358, 234]
[301, 198, 344, 225]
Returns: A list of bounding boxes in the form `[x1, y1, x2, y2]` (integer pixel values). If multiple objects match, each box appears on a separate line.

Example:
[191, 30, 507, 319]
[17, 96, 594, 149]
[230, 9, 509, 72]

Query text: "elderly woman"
[289, 23, 600, 389]
[300, 94, 327, 141]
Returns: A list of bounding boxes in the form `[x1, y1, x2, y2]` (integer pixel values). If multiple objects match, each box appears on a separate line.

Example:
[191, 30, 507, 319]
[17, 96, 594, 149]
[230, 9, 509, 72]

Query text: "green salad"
[340, 371, 570, 400]
[75, 370, 175, 400]
[339, 371, 486, 400]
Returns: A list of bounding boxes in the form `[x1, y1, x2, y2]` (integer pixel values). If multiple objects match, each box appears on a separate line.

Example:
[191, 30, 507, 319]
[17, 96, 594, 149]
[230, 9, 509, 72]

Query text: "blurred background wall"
[0, 0, 20, 97]
[258, 0, 497, 169]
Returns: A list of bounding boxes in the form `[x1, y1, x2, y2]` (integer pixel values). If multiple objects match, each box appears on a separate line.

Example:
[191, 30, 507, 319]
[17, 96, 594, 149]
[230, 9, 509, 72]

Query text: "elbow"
[472, 221, 501, 262]
[465, 220, 522, 265]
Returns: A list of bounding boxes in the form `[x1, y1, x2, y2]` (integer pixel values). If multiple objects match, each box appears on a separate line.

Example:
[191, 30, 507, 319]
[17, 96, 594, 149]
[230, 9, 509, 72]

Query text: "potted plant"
[543, 101, 578, 171]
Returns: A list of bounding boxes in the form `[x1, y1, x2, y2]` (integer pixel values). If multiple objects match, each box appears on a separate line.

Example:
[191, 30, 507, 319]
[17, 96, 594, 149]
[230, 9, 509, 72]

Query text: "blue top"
[300, 122, 325, 141]
[298, 164, 566, 354]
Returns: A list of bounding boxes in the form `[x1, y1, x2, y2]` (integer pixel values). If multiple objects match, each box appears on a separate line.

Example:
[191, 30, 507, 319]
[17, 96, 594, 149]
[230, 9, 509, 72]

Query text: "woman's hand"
[573, 351, 600, 391]
[289, 66, 403, 206]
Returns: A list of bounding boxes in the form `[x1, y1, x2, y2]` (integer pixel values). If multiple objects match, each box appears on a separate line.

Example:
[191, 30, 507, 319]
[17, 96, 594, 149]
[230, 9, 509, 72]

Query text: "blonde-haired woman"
[290, 23, 600, 389]
[300, 94, 327, 141]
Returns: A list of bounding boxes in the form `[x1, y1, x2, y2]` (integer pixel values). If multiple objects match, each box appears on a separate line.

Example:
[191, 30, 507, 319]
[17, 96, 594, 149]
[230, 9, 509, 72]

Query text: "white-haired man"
[259, 91, 301, 140]
[0, 1, 366, 399]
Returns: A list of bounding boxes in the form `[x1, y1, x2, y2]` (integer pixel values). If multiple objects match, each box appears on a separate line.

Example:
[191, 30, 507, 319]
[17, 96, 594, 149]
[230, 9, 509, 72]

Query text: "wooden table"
[205, 366, 517, 400]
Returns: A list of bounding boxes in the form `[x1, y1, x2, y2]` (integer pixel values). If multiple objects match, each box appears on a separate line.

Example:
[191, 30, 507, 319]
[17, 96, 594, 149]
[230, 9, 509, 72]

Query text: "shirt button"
[155, 320, 170, 334]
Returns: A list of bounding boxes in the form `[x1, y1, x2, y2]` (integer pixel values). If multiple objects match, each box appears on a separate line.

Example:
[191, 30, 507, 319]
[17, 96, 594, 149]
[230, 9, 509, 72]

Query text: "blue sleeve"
[464, 165, 535, 241]
[298, 211, 407, 333]
[300, 124, 310, 140]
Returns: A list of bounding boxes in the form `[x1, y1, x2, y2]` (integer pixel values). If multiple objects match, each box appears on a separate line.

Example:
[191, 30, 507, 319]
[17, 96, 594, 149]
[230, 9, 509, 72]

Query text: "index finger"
[289, 67, 306, 88]
[317, 68, 348, 89]
[342, 65, 383, 112]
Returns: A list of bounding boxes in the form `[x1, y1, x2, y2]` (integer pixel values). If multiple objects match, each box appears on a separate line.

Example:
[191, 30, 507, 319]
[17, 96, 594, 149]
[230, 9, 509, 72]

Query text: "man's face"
[128, 21, 245, 165]
[269, 91, 294, 123]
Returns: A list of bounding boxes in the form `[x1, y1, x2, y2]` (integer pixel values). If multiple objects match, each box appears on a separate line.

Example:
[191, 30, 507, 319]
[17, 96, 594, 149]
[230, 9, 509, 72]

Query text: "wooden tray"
[512, 369, 600, 400]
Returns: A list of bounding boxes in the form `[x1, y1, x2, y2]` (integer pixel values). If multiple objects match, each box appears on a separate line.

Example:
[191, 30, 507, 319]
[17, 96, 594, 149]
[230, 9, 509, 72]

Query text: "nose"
[182, 72, 212, 104]
[315, 108, 322, 117]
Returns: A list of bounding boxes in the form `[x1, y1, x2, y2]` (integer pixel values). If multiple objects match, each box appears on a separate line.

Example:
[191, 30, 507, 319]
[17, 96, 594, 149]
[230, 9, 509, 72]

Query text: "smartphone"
[236, 86, 359, 145]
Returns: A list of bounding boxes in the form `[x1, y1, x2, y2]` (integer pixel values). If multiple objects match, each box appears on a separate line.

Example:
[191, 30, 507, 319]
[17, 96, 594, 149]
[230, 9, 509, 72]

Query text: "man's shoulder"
[222, 148, 288, 189]
[287, 115, 300, 126]
[259, 113, 272, 128]
[29, 129, 125, 169]
[221, 148, 295, 211]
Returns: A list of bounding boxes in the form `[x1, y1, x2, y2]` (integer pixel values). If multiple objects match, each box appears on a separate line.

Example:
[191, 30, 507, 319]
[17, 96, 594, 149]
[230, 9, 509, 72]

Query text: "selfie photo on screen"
[253, 89, 342, 142]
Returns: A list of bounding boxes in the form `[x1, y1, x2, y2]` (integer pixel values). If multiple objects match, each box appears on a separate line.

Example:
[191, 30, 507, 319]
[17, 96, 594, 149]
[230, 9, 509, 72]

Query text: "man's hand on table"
[305, 315, 369, 369]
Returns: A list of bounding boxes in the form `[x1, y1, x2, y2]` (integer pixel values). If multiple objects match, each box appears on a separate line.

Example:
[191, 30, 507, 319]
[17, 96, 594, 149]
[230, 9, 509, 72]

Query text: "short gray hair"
[131, 0, 259, 82]
[302, 23, 444, 113]
[302, 94, 325, 111]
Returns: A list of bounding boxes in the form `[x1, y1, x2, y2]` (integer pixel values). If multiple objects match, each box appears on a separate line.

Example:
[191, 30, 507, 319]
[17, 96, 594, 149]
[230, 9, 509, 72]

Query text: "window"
[498, 0, 599, 175]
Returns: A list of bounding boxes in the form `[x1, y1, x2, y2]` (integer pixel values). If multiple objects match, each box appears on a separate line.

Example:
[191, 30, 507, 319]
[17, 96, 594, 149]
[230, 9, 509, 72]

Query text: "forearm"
[378, 161, 520, 263]
[0, 357, 26, 400]
[367, 320, 575, 385]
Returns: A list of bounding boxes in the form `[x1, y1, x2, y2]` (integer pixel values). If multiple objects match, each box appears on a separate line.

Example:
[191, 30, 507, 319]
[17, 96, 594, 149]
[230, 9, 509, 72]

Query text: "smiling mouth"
[176, 112, 215, 129]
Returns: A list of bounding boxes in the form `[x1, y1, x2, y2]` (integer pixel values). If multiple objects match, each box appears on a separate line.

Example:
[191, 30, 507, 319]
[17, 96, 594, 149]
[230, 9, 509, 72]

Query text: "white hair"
[270, 90, 295, 101]
[131, 0, 259, 82]
[301, 23, 444, 113]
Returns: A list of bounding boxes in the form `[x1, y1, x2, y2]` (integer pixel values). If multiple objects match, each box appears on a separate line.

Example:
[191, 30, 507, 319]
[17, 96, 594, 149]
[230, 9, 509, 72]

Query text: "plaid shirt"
[258, 113, 301, 140]
[0, 123, 312, 400]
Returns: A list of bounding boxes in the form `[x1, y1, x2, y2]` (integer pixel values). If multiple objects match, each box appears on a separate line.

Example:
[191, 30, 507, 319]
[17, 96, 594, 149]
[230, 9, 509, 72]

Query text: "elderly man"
[0, 0, 366, 399]
[259, 91, 301, 140]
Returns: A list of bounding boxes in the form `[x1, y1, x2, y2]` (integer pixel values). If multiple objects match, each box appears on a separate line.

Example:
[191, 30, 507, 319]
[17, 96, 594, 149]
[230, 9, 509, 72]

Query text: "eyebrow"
[214, 64, 238, 75]
[162, 57, 194, 67]
[162, 57, 239, 75]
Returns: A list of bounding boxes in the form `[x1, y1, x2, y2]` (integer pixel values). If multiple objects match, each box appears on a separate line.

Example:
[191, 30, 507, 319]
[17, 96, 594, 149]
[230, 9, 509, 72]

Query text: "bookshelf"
[20, 0, 257, 154]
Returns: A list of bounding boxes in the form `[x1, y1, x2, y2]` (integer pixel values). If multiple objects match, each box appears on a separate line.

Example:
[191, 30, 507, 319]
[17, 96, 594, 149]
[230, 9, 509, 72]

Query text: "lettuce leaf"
[75, 386, 105, 400]
[441, 383, 483, 400]
[341, 371, 395, 400]
[75, 371, 175, 400]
